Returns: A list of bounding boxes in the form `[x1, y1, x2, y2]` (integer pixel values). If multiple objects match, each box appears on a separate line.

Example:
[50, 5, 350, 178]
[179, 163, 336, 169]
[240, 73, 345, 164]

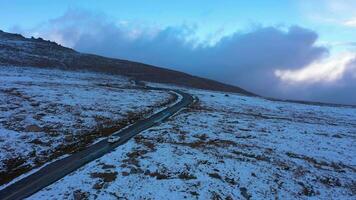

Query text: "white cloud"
[326, 0, 356, 13]
[343, 19, 356, 27]
[299, 0, 356, 28]
[275, 52, 356, 84]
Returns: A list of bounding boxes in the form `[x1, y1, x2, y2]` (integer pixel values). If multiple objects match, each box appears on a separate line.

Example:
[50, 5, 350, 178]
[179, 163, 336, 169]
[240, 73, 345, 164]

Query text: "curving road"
[0, 88, 194, 200]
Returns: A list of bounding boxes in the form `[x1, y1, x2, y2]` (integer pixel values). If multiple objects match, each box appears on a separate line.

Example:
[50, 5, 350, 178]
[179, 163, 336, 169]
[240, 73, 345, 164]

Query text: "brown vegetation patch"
[187, 101, 215, 113]
[210, 191, 223, 200]
[0, 157, 32, 185]
[92, 182, 105, 190]
[298, 182, 319, 196]
[134, 135, 156, 151]
[193, 134, 208, 141]
[90, 171, 118, 183]
[73, 189, 89, 200]
[129, 167, 144, 174]
[24, 124, 42, 132]
[178, 171, 197, 180]
[235, 135, 255, 139]
[29, 138, 45, 145]
[121, 171, 129, 176]
[190, 191, 199, 197]
[225, 177, 238, 185]
[122, 149, 149, 168]
[142, 141, 156, 151]
[318, 176, 342, 187]
[144, 170, 170, 180]
[99, 163, 116, 170]
[239, 187, 251, 200]
[232, 150, 270, 162]
[286, 152, 355, 172]
[170, 139, 236, 149]
[1, 88, 32, 102]
[208, 173, 222, 180]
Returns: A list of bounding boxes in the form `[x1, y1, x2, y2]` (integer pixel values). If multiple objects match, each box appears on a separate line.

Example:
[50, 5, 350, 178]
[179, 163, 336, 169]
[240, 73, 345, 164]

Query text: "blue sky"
[0, 0, 355, 104]
[2, 1, 297, 27]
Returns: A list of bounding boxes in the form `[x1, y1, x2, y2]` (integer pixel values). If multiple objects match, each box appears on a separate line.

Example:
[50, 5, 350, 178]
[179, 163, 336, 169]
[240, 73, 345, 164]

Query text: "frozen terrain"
[28, 88, 356, 199]
[0, 66, 173, 185]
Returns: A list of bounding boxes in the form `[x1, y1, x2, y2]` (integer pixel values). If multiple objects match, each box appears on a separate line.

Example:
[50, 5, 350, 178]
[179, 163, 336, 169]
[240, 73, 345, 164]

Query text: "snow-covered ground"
[0, 66, 173, 185]
[28, 88, 356, 199]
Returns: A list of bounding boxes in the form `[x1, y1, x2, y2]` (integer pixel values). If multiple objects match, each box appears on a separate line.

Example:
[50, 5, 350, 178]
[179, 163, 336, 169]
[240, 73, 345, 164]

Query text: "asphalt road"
[0, 88, 194, 200]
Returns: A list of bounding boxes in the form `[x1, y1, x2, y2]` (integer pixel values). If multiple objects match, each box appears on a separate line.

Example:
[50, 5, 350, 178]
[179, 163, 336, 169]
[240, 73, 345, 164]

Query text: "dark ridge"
[0, 30, 254, 95]
[265, 97, 356, 108]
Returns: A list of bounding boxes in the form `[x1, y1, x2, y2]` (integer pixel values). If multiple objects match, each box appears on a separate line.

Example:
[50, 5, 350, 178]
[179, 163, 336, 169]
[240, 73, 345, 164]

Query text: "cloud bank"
[13, 10, 356, 105]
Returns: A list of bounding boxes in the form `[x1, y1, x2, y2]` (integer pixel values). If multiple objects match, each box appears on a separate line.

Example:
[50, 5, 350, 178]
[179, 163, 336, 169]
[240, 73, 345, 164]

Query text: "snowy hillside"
[0, 30, 251, 94]
[28, 88, 356, 199]
[0, 66, 174, 185]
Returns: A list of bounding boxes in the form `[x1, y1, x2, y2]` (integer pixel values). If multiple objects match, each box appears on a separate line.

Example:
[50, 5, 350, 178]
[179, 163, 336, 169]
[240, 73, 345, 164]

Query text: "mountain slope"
[0, 30, 253, 95]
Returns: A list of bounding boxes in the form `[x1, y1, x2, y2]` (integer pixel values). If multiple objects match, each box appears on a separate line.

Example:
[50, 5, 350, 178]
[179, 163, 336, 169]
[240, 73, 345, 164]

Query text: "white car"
[108, 135, 121, 143]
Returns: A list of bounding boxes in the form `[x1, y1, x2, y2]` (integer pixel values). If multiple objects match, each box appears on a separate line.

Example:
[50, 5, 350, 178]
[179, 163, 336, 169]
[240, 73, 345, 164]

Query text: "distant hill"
[0, 30, 253, 95]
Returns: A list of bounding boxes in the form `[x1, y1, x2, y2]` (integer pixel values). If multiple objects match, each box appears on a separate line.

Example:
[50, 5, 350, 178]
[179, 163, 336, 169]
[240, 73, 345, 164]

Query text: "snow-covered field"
[28, 88, 356, 199]
[0, 66, 172, 185]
